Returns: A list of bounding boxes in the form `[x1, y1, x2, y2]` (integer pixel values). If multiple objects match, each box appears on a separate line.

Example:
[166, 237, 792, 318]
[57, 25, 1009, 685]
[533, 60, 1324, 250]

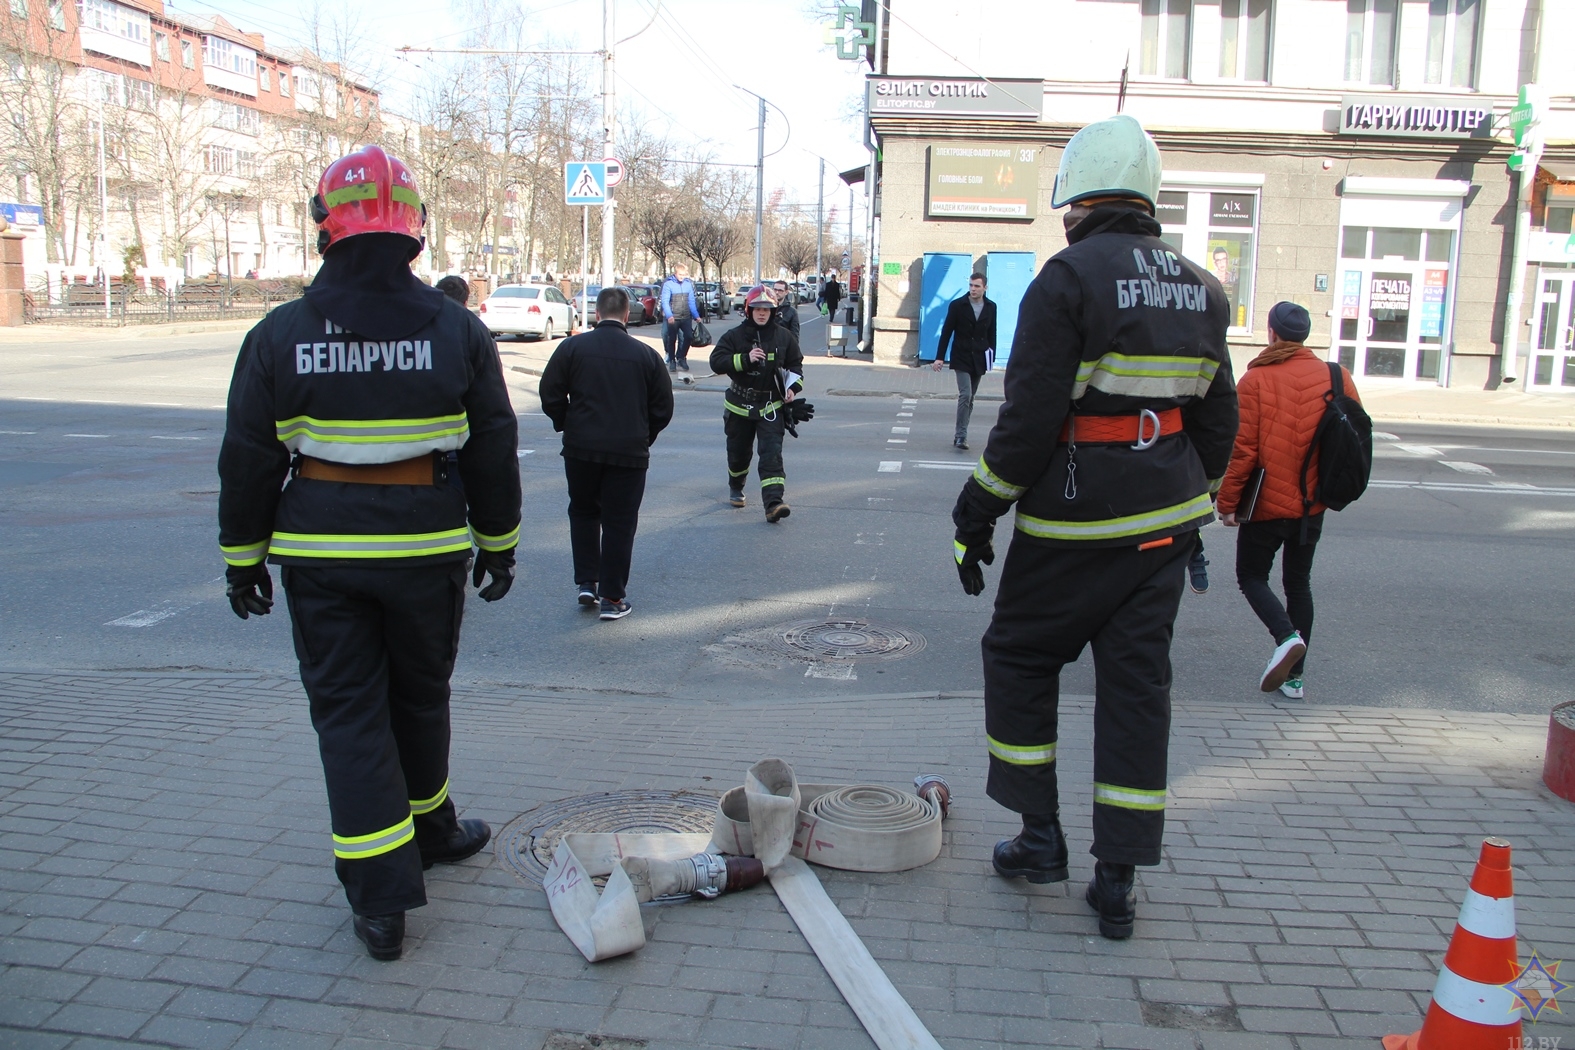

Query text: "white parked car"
[478, 284, 574, 341]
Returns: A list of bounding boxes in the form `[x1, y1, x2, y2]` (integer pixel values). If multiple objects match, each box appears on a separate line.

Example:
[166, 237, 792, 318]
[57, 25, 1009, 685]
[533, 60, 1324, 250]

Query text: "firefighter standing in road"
[951, 115, 1238, 940]
[218, 146, 522, 962]
[711, 286, 809, 521]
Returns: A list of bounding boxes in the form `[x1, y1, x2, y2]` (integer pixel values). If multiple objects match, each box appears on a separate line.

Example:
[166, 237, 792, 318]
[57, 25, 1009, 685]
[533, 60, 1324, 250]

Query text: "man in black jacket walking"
[931, 272, 996, 450]
[772, 280, 800, 343]
[539, 286, 674, 620]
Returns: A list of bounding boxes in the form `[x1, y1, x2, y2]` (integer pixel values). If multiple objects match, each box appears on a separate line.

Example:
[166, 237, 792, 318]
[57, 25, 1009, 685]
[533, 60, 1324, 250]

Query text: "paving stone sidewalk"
[1, 671, 1571, 1050]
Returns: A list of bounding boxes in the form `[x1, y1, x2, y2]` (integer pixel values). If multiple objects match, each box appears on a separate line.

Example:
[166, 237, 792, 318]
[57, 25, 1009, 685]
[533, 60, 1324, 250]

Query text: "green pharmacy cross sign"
[824, 4, 874, 61]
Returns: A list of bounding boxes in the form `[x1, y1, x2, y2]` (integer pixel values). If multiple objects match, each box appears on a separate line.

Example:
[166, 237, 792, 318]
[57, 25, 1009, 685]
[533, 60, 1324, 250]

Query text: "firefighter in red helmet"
[218, 145, 521, 961]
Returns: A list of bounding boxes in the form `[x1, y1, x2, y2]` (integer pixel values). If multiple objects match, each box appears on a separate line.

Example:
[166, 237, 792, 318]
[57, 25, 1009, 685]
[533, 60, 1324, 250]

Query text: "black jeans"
[1234, 514, 1323, 677]
[564, 456, 647, 602]
[662, 317, 693, 366]
[281, 562, 467, 916]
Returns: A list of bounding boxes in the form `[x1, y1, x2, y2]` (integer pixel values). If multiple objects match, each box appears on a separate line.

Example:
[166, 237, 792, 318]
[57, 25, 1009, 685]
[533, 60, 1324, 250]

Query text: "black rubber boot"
[991, 813, 1068, 884]
[352, 912, 405, 961]
[1085, 861, 1137, 939]
[420, 818, 491, 870]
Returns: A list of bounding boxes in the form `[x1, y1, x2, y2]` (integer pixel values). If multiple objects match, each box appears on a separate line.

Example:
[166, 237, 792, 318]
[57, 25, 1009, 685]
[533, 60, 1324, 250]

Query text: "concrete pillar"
[0, 225, 26, 327]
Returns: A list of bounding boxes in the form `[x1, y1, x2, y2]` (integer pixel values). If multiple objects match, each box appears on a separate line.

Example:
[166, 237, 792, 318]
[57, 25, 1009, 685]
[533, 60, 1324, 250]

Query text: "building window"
[1157, 188, 1259, 333]
[47, 0, 63, 29]
[1425, 0, 1480, 88]
[258, 66, 270, 91]
[203, 36, 256, 78]
[10, 0, 26, 17]
[181, 39, 193, 68]
[126, 75, 153, 110]
[203, 144, 235, 175]
[211, 100, 259, 134]
[1345, 0, 1399, 86]
[278, 70, 289, 97]
[154, 31, 169, 62]
[236, 150, 257, 178]
[1140, 0, 1191, 80]
[1219, 0, 1270, 81]
[353, 96, 362, 117]
[76, 0, 148, 42]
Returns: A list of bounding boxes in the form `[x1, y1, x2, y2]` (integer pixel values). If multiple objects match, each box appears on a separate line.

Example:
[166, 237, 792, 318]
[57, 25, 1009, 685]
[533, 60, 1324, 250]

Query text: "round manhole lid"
[497, 789, 720, 885]
[770, 618, 926, 661]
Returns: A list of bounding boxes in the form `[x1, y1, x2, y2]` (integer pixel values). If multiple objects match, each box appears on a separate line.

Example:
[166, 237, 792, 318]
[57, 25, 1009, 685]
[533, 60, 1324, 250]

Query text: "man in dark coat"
[931, 272, 997, 450]
[539, 286, 674, 620]
[772, 280, 801, 342]
[819, 271, 842, 321]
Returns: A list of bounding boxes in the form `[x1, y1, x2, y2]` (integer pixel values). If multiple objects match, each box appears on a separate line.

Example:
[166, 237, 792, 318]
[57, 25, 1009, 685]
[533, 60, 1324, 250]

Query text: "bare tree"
[703, 218, 749, 290]
[774, 225, 816, 279]
[634, 195, 687, 277]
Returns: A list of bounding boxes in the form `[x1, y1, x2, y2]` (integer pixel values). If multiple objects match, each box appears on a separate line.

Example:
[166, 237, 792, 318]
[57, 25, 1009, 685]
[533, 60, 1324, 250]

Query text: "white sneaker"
[1279, 677, 1304, 700]
[1259, 633, 1307, 692]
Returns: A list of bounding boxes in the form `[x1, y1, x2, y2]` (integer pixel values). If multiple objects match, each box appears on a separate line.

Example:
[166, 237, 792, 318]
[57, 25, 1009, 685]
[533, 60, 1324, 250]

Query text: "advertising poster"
[1341, 270, 1362, 320]
[1369, 273, 1412, 313]
[926, 143, 1038, 219]
[1420, 269, 1447, 339]
[1207, 234, 1252, 327]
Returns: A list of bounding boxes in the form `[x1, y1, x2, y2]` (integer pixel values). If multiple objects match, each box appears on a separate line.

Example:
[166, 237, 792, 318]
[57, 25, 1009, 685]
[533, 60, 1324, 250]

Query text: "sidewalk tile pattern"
[0, 672, 1570, 1049]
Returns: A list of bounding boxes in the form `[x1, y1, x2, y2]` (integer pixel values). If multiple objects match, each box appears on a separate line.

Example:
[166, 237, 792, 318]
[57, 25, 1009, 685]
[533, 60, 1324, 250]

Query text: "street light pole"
[599, 0, 616, 291]
[815, 156, 824, 294]
[753, 94, 765, 285]
[96, 95, 110, 319]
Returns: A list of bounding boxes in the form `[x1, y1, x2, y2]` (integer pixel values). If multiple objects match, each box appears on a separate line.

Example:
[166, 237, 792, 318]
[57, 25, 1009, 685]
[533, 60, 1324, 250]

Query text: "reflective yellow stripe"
[724, 399, 782, 418]
[471, 524, 519, 552]
[333, 815, 414, 859]
[389, 185, 421, 208]
[1093, 782, 1165, 811]
[728, 467, 750, 478]
[972, 457, 1027, 501]
[409, 780, 449, 816]
[220, 539, 270, 566]
[269, 528, 473, 559]
[276, 413, 469, 445]
[759, 476, 785, 488]
[323, 181, 379, 208]
[1208, 476, 1224, 495]
[1071, 352, 1220, 400]
[988, 735, 1056, 766]
[733, 353, 743, 372]
[953, 539, 967, 565]
[1014, 493, 1212, 542]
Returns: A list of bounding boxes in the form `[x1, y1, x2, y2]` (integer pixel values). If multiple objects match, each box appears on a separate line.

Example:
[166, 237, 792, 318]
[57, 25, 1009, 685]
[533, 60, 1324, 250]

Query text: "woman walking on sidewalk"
[1216, 302, 1361, 699]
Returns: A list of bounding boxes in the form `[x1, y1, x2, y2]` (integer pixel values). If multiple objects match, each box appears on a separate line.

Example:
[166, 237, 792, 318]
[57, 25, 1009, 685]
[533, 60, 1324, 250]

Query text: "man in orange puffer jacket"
[1216, 302, 1360, 700]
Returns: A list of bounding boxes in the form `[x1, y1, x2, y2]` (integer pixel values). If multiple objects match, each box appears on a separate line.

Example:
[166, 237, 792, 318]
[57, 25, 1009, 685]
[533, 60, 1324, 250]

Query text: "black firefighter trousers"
[281, 562, 467, 916]
[724, 410, 786, 508]
[981, 532, 1194, 867]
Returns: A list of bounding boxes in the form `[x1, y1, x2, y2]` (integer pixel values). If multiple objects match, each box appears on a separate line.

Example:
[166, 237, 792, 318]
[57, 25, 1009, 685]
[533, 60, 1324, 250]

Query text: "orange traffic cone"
[1382, 837, 1523, 1049]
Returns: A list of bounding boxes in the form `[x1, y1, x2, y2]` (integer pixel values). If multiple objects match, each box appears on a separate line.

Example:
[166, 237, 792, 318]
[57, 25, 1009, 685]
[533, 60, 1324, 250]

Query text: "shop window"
[1371, 228, 1421, 260]
[1219, 0, 1270, 81]
[1425, 0, 1479, 89]
[1547, 205, 1574, 235]
[1425, 229, 1454, 262]
[1159, 188, 1258, 332]
[1344, 0, 1398, 86]
[1140, 0, 1191, 80]
[1341, 225, 1368, 258]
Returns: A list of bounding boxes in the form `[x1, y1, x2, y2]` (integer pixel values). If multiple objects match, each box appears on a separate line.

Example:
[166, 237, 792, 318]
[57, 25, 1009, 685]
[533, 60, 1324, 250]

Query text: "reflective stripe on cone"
[1383, 836, 1522, 1050]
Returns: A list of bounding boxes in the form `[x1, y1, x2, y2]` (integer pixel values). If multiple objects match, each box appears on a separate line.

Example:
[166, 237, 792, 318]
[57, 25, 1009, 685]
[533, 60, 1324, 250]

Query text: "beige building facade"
[864, 0, 1575, 392]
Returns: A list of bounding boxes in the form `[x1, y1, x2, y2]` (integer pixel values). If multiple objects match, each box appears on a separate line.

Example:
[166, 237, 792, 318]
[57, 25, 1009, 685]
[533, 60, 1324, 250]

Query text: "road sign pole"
[581, 204, 589, 332]
[600, 0, 616, 291]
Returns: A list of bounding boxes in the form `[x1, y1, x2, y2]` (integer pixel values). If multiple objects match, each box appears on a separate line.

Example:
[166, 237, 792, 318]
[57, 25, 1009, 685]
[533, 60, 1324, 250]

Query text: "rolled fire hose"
[543, 759, 952, 1050]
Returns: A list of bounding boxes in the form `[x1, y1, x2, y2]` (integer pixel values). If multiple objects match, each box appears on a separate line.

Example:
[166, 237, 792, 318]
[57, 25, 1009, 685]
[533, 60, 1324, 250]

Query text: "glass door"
[1529, 272, 1575, 391]
[1334, 226, 1454, 382]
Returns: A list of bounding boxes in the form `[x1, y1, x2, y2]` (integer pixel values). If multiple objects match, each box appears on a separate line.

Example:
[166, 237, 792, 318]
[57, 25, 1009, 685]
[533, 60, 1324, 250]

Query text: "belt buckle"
[1131, 408, 1161, 451]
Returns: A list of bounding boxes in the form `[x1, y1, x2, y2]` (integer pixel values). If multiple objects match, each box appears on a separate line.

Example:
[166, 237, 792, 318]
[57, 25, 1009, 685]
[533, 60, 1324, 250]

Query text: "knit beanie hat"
[1268, 301, 1311, 343]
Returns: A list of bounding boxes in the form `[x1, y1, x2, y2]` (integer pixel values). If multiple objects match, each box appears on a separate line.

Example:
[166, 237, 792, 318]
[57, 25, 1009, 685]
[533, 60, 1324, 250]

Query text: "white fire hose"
[544, 758, 952, 1050]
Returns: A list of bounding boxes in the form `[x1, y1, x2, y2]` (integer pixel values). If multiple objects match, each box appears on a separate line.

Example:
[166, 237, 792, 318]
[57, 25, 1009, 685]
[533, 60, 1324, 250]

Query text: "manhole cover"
[497, 790, 720, 885]
[769, 619, 926, 662]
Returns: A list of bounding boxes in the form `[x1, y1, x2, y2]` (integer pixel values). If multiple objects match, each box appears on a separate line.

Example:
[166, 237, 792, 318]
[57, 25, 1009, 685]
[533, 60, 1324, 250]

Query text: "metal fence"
[24, 280, 303, 326]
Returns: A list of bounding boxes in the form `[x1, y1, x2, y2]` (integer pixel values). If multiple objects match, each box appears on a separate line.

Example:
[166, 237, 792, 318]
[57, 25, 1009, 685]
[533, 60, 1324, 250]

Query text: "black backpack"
[1300, 362, 1372, 523]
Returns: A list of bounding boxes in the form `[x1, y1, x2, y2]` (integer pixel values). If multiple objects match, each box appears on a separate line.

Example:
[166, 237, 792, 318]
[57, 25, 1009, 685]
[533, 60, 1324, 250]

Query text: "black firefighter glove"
[472, 547, 516, 602]
[225, 563, 274, 620]
[953, 527, 995, 597]
[787, 400, 815, 423]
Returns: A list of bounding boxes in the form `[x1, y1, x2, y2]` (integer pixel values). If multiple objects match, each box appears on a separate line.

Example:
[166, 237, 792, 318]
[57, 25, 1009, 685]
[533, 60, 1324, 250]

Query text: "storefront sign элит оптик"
[926, 143, 1040, 219]
[1339, 96, 1495, 139]
[868, 76, 1043, 120]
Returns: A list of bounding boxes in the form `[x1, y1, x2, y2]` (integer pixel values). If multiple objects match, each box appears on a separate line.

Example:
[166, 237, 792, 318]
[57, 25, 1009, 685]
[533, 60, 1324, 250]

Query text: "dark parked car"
[578, 285, 651, 326]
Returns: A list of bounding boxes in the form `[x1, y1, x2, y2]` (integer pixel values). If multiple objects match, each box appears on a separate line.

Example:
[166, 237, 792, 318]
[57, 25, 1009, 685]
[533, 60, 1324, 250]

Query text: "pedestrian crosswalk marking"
[877, 461, 902, 472]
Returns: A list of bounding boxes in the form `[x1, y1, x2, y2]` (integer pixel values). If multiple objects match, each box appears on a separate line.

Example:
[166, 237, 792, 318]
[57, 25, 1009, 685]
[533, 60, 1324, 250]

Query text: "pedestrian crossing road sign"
[564, 162, 607, 206]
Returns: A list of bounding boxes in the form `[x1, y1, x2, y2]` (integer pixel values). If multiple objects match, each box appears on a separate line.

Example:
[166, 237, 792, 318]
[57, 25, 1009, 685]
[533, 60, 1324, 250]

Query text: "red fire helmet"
[309, 144, 425, 257]
[743, 286, 776, 311]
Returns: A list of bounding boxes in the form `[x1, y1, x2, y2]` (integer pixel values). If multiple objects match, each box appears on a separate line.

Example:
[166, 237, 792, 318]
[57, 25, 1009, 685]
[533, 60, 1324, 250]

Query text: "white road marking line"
[1394, 444, 1442, 457]
[909, 461, 974, 471]
[1441, 461, 1493, 475]
[1370, 479, 1575, 497]
[896, 411, 913, 418]
[516, 449, 536, 457]
[886, 438, 907, 444]
[150, 435, 202, 441]
[0, 430, 37, 435]
[1433, 445, 1575, 457]
[805, 662, 857, 680]
[106, 599, 201, 628]
[901, 399, 917, 405]
[1373, 431, 1400, 441]
[877, 461, 902, 473]
[891, 427, 910, 434]
[65, 433, 109, 438]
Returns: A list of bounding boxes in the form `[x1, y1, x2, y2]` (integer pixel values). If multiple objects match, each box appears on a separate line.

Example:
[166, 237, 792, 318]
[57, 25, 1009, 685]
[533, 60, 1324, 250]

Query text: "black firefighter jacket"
[711, 316, 804, 419]
[954, 205, 1239, 549]
[937, 294, 997, 375]
[538, 319, 674, 468]
[218, 297, 522, 568]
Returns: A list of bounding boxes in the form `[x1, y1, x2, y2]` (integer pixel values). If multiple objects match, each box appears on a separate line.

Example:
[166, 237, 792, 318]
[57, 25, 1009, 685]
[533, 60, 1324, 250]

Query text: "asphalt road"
[1, 311, 1572, 714]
